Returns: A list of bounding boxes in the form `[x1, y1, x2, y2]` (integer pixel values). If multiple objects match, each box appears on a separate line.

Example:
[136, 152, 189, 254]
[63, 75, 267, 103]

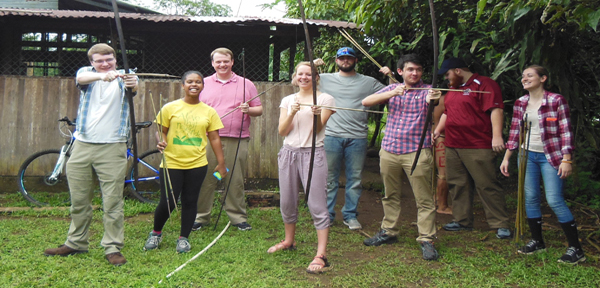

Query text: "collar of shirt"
[459, 73, 480, 87]
[210, 72, 239, 84]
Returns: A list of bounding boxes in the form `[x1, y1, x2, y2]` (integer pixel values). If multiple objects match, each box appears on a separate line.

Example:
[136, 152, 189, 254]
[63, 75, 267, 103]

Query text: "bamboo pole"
[515, 115, 530, 243]
[149, 91, 177, 212]
[338, 28, 398, 84]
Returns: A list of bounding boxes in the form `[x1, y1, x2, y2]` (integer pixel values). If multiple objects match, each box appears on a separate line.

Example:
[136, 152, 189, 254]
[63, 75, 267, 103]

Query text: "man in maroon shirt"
[433, 58, 511, 239]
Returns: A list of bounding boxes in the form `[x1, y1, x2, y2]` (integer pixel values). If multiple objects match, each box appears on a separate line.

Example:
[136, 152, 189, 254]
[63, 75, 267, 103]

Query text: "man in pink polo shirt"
[193, 47, 262, 231]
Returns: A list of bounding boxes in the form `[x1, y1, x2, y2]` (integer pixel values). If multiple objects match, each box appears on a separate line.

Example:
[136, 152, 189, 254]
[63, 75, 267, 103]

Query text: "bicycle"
[17, 117, 163, 206]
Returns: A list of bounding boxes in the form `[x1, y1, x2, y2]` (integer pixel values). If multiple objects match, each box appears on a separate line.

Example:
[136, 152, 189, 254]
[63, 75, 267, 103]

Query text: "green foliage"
[284, 0, 600, 203]
[148, 0, 232, 16]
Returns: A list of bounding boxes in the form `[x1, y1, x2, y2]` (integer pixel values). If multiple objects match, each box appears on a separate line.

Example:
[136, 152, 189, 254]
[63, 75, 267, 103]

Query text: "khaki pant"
[379, 149, 436, 242]
[195, 137, 248, 225]
[446, 147, 509, 229]
[65, 141, 127, 254]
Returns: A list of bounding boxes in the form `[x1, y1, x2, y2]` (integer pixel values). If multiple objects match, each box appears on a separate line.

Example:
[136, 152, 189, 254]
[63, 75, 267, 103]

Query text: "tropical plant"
[138, 0, 232, 16]
[279, 0, 600, 202]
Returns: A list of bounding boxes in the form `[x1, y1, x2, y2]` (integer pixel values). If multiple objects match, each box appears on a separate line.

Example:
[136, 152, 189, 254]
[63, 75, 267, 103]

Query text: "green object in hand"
[213, 168, 229, 181]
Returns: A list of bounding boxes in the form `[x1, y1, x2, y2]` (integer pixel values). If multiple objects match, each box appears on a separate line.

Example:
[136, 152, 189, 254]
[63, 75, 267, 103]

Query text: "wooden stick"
[149, 91, 177, 212]
[405, 87, 491, 93]
[339, 29, 382, 68]
[159, 221, 231, 283]
[132, 73, 179, 78]
[338, 28, 398, 84]
[298, 103, 387, 114]
[220, 80, 286, 119]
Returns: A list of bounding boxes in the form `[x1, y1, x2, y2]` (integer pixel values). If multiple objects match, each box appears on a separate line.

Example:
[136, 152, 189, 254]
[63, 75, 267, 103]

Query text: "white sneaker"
[343, 218, 362, 230]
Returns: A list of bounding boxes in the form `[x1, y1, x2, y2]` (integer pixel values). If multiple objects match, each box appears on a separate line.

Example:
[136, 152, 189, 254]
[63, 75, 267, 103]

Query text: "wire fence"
[3, 30, 300, 81]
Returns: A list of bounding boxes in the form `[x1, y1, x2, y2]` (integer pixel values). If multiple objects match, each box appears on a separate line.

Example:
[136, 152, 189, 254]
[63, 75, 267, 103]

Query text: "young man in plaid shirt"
[361, 54, 441, 261]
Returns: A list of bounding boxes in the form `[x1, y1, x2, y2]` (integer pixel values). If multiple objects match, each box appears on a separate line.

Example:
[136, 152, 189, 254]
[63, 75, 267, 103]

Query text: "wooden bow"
[110, 0, 139, 183]
[297, 0, 319, 202]
[410, 0, 439, 175]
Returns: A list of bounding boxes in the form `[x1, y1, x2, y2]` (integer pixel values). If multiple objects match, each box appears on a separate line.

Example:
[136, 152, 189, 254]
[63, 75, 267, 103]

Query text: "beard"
[448, 75, 464, 88]
[337, 62, 356, 73]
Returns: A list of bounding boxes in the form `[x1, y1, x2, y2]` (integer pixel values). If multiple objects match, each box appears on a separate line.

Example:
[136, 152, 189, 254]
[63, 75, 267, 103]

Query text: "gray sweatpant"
[278, 145, 329, 230]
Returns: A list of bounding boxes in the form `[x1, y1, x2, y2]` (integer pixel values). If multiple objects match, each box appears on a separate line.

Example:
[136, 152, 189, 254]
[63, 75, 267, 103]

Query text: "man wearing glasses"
[44, 43, 137, 266]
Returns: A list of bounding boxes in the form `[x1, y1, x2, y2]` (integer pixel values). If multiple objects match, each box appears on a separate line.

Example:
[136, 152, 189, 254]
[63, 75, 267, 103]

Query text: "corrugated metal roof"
[0, 8, 358, 29]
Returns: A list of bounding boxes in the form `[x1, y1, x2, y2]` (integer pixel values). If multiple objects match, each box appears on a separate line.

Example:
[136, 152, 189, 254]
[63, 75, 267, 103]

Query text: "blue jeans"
[523, 151, 574, 223]
[325, 136, 367, 221]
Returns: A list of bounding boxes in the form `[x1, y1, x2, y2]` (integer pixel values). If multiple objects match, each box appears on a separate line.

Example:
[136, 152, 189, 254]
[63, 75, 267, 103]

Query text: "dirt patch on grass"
[306, 155, 600, 283]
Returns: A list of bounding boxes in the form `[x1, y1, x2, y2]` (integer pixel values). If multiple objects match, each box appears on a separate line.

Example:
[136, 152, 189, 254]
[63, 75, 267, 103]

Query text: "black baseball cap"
[438, 58, 468, 75]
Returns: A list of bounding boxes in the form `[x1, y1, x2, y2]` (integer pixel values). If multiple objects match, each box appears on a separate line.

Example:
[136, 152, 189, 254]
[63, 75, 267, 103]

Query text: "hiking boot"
[443, 221, 473, 231]
[518, 239, 546, 255]
[106, 252, 127, 266]
[233, 222, 252, 231]
[496, 228, 512, 239]
[363, 230, 398, 246]
[558, 247, 586, 265]
[144, 232, 163, 251]
[176, 237, 191, 253]
[419, 241, 439, 261]
[192, 222, 208, 231]
[44, 245, 87, 256]
[343, 218, 362, 230]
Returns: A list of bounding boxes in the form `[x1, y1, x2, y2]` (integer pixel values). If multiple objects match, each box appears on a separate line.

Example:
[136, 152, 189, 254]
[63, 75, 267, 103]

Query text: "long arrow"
[133, 73, 179, 78]
[298, 103, 387, 114]
[406, 87, 490, 93]
[219, 80, 286, 119]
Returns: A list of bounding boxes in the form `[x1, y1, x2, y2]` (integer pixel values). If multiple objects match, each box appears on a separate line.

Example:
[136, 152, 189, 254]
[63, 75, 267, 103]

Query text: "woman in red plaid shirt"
[500, 65, 585, 265]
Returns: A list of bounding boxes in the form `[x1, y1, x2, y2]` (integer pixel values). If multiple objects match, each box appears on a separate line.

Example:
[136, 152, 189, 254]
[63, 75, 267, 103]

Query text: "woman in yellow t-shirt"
[144, 71, 227, 253]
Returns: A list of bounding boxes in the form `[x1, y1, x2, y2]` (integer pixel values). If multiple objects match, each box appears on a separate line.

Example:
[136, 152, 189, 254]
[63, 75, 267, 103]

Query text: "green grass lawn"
[1, 195, 599, 287]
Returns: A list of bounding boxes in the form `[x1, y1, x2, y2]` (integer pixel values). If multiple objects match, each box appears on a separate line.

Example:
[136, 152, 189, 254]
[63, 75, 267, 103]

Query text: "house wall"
[0, 75, 296, 180]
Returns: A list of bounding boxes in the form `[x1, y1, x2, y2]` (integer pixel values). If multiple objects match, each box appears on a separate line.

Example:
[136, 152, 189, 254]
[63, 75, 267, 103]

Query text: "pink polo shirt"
[199, 73, 260, 138]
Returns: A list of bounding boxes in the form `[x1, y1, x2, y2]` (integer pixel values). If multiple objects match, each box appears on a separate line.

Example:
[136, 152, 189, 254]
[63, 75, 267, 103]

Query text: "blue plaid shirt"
[376, 80, 432, 155]
[75, 66, 133, 138]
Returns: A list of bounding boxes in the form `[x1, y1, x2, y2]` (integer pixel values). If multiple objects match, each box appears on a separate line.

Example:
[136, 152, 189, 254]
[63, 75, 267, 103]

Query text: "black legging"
[153, 166, 208, 238]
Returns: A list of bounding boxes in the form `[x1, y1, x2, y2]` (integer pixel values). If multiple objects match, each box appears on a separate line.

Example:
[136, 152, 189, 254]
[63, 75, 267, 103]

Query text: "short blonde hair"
[211, 47, 234, 61]
[87, 43, 115, 62]
[291, 61, 320, 86]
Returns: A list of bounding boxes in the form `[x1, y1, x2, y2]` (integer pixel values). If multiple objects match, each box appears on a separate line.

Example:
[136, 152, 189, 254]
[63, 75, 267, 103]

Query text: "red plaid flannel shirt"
[506, 91, 573, 169]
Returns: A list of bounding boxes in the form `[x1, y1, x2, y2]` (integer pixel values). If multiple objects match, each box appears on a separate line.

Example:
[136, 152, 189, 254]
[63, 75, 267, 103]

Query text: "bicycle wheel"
[126, 149, 162, 204]
[18, 149, 70, 206]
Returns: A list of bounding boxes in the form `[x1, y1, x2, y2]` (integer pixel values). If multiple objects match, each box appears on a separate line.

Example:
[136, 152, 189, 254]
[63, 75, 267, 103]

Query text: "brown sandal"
[267, 240, 296, 254]
[306, 254, 332, 274]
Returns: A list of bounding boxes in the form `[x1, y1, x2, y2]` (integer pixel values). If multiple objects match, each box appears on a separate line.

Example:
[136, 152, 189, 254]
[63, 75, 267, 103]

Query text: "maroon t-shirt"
[443, 73, 504, 149]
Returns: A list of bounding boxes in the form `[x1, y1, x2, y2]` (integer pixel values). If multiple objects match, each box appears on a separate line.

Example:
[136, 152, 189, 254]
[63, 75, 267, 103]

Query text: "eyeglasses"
[92, 58, 115, 64]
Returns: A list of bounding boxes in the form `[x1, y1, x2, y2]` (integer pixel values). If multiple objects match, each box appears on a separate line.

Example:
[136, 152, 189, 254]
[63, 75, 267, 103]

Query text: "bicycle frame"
[19, 117, 161, 206]
[124, 149, 160, 184]
[48, 142, 72, 183]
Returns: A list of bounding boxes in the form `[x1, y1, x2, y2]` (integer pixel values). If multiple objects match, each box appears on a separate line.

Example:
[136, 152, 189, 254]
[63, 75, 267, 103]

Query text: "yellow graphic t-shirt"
[156, 99, 224, 169]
